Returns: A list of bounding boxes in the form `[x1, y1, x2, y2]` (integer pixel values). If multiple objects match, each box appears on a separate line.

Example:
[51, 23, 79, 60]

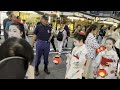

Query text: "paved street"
[0, 32, 73, 79]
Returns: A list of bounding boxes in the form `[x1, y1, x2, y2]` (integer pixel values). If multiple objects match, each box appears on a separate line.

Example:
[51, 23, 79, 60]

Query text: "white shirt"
[23, 23, 28, 30]
[85, 33, 100, 60]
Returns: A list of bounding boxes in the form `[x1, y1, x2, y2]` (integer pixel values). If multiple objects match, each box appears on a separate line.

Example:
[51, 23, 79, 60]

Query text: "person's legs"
[35, 40, 44, 76]
[63, 38, 68, 48]
[88, 59, 95, 79]
[58, 41, 63, 53]
[51, 38, 56, 52]
[43, 42, 50, 74]
[65, 37, 68, 47]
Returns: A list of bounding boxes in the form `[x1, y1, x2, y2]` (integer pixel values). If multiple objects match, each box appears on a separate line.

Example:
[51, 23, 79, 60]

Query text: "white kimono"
[93, 49, 119, 79]
[65, 44, 87, 79]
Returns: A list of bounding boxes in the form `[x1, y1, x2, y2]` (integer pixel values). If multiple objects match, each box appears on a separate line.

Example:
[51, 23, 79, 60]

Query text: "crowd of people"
[0, 11, 120, 79]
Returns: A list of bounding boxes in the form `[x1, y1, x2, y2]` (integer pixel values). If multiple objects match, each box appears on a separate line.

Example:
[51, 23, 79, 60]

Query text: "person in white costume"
[93, 37, 119, 79]
[65, 32, 87, 79]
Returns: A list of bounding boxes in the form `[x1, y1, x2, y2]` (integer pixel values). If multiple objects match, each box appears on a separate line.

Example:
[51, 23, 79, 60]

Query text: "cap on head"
[42, 14, 49, 20]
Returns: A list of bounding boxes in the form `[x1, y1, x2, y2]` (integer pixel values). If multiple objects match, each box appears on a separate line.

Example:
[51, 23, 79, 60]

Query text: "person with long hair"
[84, 24, 100, 79]
[0, 37, 34, 79]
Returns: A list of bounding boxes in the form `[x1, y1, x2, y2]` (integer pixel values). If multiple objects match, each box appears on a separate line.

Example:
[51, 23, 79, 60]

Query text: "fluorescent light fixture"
[48, 16, 51, 23]
[19, 11, 38, 14]
[98, 21, 118, 26]
[62, 12, 74, 16]
[67, 16, 80, 20]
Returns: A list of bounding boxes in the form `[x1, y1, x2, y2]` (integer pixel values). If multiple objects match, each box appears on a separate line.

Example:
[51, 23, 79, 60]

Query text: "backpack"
[57, 30, 64, 41]
[8, 23, 22, 38]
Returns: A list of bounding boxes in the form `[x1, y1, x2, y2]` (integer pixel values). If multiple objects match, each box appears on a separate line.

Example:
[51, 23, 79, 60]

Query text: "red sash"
[100, 56, 113, 66]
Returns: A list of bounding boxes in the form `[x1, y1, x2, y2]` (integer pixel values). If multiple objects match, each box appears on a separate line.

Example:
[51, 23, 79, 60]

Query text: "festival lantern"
[96, 46, 106, 53]
[52, 55, 62, 65]
[97, 69, 107, 78]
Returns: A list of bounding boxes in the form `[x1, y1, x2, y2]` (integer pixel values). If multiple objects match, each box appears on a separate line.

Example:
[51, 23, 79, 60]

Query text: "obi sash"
[100, 56, 113, 66]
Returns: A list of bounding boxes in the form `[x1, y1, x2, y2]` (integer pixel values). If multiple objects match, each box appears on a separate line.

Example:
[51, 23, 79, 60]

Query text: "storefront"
[13, 11, 41, 24]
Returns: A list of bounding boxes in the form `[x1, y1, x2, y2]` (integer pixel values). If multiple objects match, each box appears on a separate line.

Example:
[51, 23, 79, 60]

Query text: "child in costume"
[65, 31, 87, 79]
[93, 37, 119, 79]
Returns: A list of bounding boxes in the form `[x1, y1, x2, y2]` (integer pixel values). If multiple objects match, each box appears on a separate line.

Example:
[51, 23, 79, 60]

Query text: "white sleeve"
[91, 36, 100, 49]
[56, 30, 59, 35]
[113, 52, 119, 67]
[72, 50, 87, 68]
[93, 52, 103, 68]
[63, 30, 67, 41]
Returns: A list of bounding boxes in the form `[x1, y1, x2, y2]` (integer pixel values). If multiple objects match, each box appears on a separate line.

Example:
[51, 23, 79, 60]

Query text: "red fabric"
[14, 20, 23, 25]
[96, 46, 106, 53]
[73, 55, 79, 59]
[110, 70, 115, 74]
[100, 56, 113, 66]
[79, 31, 85, 36]
[52, 57, 62, 64]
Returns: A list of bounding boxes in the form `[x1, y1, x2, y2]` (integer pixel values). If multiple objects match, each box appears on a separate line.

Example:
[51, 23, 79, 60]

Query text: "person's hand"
[65, 53, 72, 58]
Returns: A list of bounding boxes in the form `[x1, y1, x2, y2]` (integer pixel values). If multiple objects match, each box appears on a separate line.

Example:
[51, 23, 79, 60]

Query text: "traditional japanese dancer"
[93, 37, 119, 79]
[65, 31, 87, 79]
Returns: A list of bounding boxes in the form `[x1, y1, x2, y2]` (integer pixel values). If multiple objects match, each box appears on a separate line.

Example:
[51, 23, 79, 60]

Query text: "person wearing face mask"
[93, 37, 119, 79]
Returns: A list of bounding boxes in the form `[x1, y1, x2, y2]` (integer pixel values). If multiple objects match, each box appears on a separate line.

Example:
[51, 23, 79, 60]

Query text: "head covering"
[42, 14, 49, 20]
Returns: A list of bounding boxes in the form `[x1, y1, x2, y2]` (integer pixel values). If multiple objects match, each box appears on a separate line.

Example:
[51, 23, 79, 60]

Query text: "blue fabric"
[5, 21, 12, 31]
[35, 39, 50, 66]
[34, 24, 51, 41]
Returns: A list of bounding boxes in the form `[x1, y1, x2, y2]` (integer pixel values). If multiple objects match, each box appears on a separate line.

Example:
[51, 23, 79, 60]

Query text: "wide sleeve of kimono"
[72, 49, 87, 68]
[85, 33, 99, 49]
[93, 52, 103, 68]
[63, 30, 67, 41]
[112, 51, 119, 67]
[91, 35, 100, 49]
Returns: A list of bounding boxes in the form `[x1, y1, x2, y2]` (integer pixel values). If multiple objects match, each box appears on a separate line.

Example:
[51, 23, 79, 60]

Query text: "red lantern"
[97, 69, 107, 78]
[96, 48, 101, 53]
[96, 46, 106, 53]
[52, 55, 62, 65]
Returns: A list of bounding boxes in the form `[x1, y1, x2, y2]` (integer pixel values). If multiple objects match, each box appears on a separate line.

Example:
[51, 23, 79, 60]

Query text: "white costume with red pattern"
[65, 44, 87, 79]
[93, 49, 119, 79]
